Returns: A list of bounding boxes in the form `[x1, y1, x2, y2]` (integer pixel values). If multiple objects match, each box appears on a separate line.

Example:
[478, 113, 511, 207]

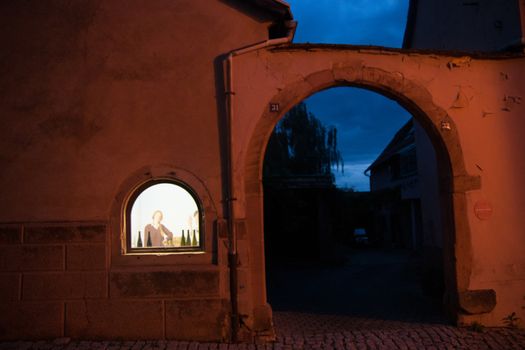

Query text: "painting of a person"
[144, 210, 173, 247]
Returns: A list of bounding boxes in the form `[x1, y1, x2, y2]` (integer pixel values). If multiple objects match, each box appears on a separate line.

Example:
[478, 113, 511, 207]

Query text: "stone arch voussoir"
[246, 66, 476, 192]
[243, 64, 478, 325]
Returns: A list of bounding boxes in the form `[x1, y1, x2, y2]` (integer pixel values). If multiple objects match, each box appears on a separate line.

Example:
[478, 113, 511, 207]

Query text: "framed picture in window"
[124, 179, 203, 254]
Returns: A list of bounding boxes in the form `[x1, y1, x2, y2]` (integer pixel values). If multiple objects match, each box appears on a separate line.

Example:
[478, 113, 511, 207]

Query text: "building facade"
[404, 0, 524, 51]
[0, 0, 295, 341]
[1, 0, 524, 342]
[366, 120, 423, 250]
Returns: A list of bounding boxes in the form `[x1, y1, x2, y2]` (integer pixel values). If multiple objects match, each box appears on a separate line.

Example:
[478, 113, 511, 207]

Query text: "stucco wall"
[0, 0, 275, 222]
[231, 45, 525, 328]
[1, 0, 525, 341]
[0, 0, 277, 341]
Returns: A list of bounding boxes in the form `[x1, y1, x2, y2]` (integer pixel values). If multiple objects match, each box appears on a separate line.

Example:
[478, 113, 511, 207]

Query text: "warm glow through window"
[127, 181, 202, 252]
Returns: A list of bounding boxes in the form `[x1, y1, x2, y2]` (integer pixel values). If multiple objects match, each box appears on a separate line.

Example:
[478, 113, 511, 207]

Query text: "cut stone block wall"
[0, 223, 229, 341]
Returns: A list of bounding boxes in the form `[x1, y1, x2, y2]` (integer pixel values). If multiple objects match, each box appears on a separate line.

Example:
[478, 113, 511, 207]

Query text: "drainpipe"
[224, 35, 291, 342]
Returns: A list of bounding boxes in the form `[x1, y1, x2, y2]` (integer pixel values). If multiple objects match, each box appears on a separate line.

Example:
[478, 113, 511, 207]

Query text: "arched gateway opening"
[263, 86, 448, 326]
[242, 66, 475, 332]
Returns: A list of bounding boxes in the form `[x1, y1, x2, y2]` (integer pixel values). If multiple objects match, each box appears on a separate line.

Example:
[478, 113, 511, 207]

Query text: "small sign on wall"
[474, 200, 493, 220]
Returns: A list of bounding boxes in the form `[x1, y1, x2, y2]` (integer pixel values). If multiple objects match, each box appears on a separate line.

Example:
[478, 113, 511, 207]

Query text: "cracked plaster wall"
[230, 46, 525, 328]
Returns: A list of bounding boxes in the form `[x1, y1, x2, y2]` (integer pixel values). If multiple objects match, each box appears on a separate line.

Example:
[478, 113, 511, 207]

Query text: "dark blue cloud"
[284, 1, 411, 190]
[304, 88, 411, 190]
[288, 0, 409, 47]
[305, 88, 411, 162]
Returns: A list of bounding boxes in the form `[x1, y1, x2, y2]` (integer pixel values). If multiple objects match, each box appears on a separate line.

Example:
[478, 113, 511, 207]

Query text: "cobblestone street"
[2, 250, 524, 349]
[272, 311, 525, 349]
[1, 318, 524, 350]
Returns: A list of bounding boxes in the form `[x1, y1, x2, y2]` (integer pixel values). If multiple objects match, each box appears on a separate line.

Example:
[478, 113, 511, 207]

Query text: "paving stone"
[1, 311, 525, 350]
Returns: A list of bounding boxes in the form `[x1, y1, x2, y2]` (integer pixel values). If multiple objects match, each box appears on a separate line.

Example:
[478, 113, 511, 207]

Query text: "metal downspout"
[224, 36, 290, 342]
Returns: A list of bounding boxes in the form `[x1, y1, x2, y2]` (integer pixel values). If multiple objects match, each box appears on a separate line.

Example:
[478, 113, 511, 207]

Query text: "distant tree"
[263, 102, 343, 181]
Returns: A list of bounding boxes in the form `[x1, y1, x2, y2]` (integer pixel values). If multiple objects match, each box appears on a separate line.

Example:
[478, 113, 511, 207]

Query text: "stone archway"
[241, 65, 481, 330]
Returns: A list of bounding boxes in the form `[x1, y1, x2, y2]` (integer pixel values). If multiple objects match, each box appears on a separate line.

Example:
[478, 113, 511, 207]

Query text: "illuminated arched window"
[125, 180, 203, 253]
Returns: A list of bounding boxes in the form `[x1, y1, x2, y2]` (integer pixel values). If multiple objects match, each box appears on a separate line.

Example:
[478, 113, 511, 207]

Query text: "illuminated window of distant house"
[126, 181, 202, 253]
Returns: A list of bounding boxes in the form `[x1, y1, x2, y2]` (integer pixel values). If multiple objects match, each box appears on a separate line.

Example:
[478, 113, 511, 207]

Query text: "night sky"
[286, 0, 412, 191]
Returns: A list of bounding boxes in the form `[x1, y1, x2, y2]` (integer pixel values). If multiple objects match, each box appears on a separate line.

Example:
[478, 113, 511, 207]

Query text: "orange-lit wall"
[0, 0, 276, 341]
[1, 0, 524, 342]
[231, 47, 525, 329]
